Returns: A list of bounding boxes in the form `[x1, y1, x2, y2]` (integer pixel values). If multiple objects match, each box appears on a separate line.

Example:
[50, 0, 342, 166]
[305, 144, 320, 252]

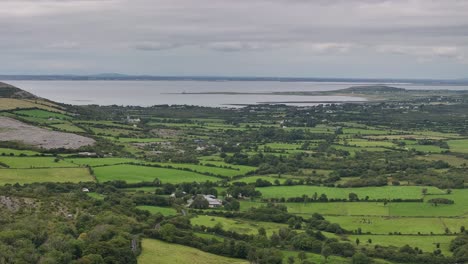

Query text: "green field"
[137, 205, 178, 216]
[138, 239, 248, 264]
[349, 234, 455, 255]
[93, 164, 220, 183]
[50, 123, 86, 132]
[344, 139, 396, 148]
[417, 154, 468, 167]
[151, 162, 246, 177]
[326, 216, 467, 235]
[281, 250, 350, 264]
[191, 215, 288, 236]
[0, 148, 40, 156]
[448, 139, 468, 154]
[13, 109, 70, 119]
[241, 196, 467, 218]
[198, 160, 257, 175]
[106, 137, 166, 143]
[257, 185, 443, 199]
[234, 175, 287, 184]
[0, 168, 94, 184]
[0, 157, 78, 168]
[65, 157, 142, 166]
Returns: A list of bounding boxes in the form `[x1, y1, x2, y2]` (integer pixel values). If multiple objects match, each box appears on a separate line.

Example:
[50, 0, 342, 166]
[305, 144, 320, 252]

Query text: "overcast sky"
[1, 0, 467, 78]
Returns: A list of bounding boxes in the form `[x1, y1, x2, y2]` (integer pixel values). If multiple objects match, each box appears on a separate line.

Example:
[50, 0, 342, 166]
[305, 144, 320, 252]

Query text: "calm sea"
[5, 80, 468, 107]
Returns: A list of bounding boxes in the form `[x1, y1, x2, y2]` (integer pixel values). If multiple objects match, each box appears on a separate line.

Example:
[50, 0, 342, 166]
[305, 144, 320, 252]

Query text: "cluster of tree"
[226, 182, 262, 198]
[0, 183, 149, 264]
[262, 195, 423, 203]
[450, 231, 468, 262]
[427, 198, 455, 205]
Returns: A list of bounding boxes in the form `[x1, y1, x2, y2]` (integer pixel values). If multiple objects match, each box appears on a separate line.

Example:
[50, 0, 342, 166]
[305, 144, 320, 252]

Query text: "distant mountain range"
[1, 74, 468, 85]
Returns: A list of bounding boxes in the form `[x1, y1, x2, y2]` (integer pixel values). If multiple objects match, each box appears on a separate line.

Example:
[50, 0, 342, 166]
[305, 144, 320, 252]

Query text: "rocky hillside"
[0, 82, 38, 99]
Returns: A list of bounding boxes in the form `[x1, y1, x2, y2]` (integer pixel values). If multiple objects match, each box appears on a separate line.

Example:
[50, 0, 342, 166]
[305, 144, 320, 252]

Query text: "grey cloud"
[0, 0, 467, 77]
[133, 42, 181, 51]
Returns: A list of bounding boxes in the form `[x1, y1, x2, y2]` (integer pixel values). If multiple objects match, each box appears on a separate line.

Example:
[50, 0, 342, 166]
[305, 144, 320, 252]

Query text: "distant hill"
[0, 82, 38, 99]
[337, 85, 406, 93]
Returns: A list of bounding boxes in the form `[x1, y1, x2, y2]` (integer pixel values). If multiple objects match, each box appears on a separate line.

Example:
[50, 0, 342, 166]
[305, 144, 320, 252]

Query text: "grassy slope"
[138, 239, 248, 264]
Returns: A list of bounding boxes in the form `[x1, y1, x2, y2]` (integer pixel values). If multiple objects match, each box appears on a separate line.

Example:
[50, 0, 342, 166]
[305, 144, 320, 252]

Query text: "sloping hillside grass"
[138, 239, 248, 264]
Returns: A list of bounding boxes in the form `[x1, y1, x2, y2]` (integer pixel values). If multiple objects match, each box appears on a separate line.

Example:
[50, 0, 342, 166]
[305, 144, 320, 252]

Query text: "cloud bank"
[0, 0, 467, 78]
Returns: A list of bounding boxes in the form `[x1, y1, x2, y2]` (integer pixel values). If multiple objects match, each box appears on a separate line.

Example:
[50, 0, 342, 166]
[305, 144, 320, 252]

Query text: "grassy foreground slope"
[138, 239, 248, 264]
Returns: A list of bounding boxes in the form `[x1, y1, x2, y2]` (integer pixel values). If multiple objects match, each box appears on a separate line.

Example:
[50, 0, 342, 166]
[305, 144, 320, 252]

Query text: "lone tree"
[422, 188, 428, 196]
[322, 245, 333, 262]
[349, 193, 359, 202]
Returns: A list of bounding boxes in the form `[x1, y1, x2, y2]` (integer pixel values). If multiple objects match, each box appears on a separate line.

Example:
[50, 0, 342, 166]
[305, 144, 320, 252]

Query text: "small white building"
[204, 195, 223, 208]
[82, 188, 90, 193]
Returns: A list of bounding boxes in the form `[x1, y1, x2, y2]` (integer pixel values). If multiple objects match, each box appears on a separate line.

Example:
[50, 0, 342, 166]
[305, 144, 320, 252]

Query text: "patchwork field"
[93, 164, 220, 183]
[13, 109, 70, 119]
[257, 185, 443, 199]
[0, 98, 60, 111]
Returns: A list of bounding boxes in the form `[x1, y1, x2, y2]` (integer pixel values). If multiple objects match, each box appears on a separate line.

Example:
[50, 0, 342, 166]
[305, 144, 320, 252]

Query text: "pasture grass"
[50, 123, 85, 133]
[448, 139, 468, 154]
[349, 234, 454, 255]
[0, 168, 93, 185]
[0, 156, 78, 168]
[137, 205, 177, 216]
[93, 164, 220, 184]
[13, 109, 70, 119]
[65, 157, 142, 166]
[0, 148, 40, 156]
[417, 154, 468, 167]
[257, 185, 443, 200]
[151, 162, 246, 177]
[0, 98, 60, 112]
[281, 250, 349, 264]
[191, 215, 288, 236]
[326, 216, 466, 235]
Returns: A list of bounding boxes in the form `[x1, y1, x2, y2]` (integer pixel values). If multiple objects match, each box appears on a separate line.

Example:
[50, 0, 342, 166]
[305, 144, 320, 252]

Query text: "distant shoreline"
[1, 75, 468, 85]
